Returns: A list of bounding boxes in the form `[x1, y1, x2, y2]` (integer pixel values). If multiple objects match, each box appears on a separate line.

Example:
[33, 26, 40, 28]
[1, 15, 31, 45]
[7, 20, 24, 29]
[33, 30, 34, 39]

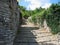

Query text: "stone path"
[13, 23, 58, 45]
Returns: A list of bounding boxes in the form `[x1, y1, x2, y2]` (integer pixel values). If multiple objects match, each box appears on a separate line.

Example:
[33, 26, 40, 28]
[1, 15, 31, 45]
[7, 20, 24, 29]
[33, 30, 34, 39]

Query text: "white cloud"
[42, 3, 51, 9]
[24, 0, 51, 10]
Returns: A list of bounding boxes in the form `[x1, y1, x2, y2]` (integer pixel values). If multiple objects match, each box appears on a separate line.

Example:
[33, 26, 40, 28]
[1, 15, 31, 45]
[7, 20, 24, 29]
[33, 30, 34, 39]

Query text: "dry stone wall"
[0, 0, 20, 45]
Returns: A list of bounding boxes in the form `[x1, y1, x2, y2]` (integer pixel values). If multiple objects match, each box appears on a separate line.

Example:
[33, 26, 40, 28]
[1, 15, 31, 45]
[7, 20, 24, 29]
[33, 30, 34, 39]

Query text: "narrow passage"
[14, 22, 58, 45]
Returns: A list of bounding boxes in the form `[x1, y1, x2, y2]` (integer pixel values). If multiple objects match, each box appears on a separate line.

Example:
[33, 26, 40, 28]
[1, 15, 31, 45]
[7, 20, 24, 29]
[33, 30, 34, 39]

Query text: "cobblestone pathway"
[13, 23, 58, 45]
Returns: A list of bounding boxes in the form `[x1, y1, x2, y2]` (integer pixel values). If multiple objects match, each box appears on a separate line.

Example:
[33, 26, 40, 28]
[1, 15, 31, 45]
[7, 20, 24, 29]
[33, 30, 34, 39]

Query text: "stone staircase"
[13, 23, 58, 45]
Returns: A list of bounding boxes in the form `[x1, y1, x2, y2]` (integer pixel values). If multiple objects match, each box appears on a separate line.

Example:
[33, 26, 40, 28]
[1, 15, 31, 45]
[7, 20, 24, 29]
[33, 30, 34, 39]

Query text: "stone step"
[18, 33, 53, 38]
[19, 33, 52, 37]
[19, 32, 52, 35]
[19, 32, 51, 36]
[20, 27, 39, 31]
[14, 36, 57, 43]
[19, 30, 50, 33]
[14, 24, 58, 45]
[14, 42, 28, 45]
[16, 35, 53, 38]
[46, 41, 58, 45]
[14, 42, 42, 45]
[15, 40, 57, 44]
[31, 30, 50, 33]
[19, 30, 50, 34]
[14, 42, 57, 45]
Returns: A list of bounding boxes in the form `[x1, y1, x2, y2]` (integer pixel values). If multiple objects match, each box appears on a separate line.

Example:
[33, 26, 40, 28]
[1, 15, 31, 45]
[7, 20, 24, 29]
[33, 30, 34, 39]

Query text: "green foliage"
[19, 2, 60, 34]
[29, 9, 46, 25]
[31, 15, 37, 24]
[28, 3, 60, 34]
[46, 3, 60, 34]
[18, 6, 31, 19]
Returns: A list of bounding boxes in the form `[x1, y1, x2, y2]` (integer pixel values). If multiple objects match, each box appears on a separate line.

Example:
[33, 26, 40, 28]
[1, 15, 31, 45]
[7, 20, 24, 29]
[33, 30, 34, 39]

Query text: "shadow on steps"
[13, 25, 57, 45]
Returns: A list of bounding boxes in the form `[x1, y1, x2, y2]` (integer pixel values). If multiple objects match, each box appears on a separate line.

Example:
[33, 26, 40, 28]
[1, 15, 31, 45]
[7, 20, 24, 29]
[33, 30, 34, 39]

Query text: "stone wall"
[0, 0, 20, 45]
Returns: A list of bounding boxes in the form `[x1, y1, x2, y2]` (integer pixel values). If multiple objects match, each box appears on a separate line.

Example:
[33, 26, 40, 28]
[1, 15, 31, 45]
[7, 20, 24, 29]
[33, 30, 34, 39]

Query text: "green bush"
[28, 3, 60, 34]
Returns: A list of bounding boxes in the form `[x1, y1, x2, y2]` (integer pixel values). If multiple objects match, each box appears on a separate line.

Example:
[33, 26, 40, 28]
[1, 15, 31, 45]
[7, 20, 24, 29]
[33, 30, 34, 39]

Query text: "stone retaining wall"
[0, 0, 20, 45]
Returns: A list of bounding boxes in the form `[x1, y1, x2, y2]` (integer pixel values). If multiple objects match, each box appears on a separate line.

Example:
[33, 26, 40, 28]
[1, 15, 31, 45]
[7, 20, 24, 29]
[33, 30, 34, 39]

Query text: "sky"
[18, 0, 60, 10]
